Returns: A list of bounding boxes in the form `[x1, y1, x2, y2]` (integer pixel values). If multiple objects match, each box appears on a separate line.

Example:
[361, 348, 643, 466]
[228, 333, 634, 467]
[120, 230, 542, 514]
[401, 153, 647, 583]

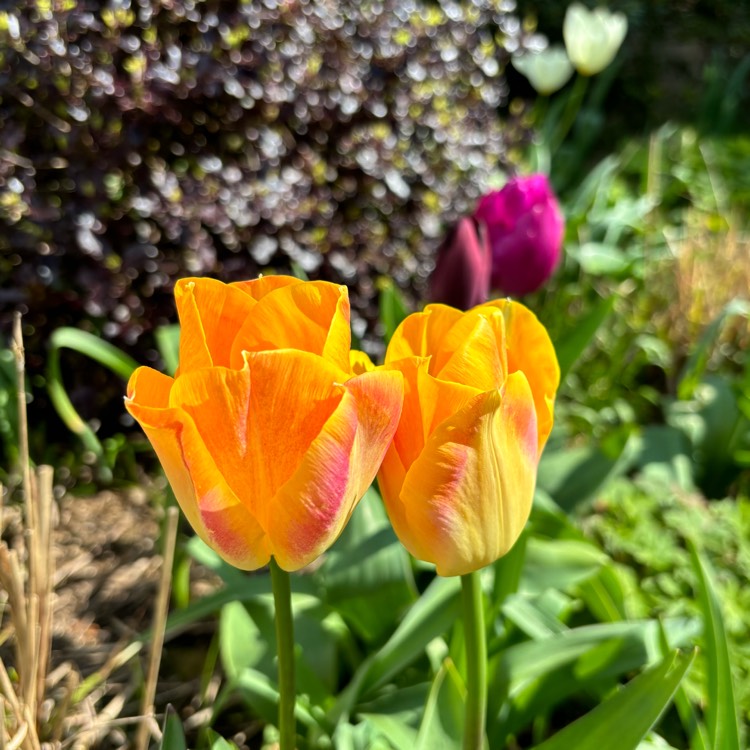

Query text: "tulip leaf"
[501, 594, 569, 640]
[678, 298, 750, 400]
[220, 601, 267, 680]
[46, 326, 139, 469]
[689, 543, 741, 750]
[330, 576, 461, 723]
[379, 277, 410, 345]
[155, 323, 180, 376]
[554, 294, 615, 381]
[207, 730, 238, 750]
[359, 576, 461, 698]
[320, 488, 416, 642]
[359, 714, 418, 750]
[537, 431, 639, 511]
[520, 537, 607, 594]
[493, 619, 699, 694]
[160, 705, 188, 750]
[577, 563, 629, 623]
[488, 619, 699, 746]
[415, 659, 465, 750]
[573, 242, 632, 276]
[226, 667, 323, 734]
[529, 649, 695, 750]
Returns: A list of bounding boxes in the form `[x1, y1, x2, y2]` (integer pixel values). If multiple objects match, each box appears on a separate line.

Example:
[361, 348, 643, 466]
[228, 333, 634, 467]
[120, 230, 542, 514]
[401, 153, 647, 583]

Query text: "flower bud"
[474, 174, 564, 297]
[512, 46, 574, 96]
[429, 216, 491, 310]
[563, 3, 628, 76]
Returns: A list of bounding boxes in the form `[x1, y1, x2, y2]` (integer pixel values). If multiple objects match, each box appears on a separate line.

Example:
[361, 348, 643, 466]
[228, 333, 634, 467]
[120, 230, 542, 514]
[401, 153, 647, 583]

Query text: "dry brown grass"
[0, 315, 177, 749]
[661, 215, 750, 357]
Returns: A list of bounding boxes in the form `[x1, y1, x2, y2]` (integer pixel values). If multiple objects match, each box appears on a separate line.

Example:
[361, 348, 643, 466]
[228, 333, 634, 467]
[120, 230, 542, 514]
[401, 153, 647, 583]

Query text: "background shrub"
[0, 0, 531, 470]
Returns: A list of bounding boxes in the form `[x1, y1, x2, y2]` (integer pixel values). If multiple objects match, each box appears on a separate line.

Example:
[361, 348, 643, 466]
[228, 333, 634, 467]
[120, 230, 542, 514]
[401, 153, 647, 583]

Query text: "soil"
[1, 487, 228, 749]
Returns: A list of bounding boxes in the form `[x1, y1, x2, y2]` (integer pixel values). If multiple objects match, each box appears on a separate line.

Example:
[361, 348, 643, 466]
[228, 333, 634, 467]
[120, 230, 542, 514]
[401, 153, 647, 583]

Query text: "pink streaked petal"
[378, 443, 436, 564]
[478, 299, 559, 452]
[126, 381, 270, 570]
[344, 368, 404, 499]
[176, 411, 271, 570]
[168, 366, 255, 512]
[398, 372, 538, 576]
[266, 386, 357, 571]
[243, 349, 346, 513]
[267, 367, 403, 571]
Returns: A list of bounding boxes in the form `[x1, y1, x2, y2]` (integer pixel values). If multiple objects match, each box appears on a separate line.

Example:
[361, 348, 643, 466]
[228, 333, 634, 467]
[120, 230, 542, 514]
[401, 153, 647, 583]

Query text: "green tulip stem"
[461, 569, 487, 750]
[270, 557, 296, 750]
[549, 73, 589, 153]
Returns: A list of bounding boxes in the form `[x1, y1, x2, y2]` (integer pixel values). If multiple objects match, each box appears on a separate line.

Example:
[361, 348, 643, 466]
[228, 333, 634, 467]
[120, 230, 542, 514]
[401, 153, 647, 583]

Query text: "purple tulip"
[474, 174, 564, 296]
[429, 216, 491, 310]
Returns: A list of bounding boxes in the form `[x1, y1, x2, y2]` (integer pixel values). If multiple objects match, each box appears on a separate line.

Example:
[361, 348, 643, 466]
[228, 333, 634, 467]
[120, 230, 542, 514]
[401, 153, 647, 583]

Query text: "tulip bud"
[429, 216, 491, 310]
[378, 300, 560, 576]
[473, 174, 564, 297]
[563, 3, 628, 77]
[511, 46, 574, 96]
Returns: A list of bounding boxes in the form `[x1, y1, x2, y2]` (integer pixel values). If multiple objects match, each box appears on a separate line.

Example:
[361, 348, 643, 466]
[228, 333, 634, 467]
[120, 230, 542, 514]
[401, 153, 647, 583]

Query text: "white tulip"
[563, 3, 628, 76]
[512, 46, 574, 96]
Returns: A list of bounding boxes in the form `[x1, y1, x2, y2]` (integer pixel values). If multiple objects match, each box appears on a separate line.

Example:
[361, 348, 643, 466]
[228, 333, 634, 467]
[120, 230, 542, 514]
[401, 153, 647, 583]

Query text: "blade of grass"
[689, 542, 741, 750]
[531, 649, 694, 750]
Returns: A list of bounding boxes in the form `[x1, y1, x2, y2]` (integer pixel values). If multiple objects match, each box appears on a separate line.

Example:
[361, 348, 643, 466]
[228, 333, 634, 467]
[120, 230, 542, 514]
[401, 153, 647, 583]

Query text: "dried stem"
[135, 507, 179, 750]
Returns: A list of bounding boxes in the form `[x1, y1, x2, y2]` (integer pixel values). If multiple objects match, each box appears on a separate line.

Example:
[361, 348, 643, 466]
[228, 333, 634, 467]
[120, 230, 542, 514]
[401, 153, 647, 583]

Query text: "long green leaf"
[554, 295, 614, 381]
[493, 618, 699, 695]
[359, 576, 461, 697]
[330, 577, 461, 723]
[46, 327, 138, 462]
[689, 543, 741, 750]
[155, 323, 180, 376]
[160, 705, 188, 750]
[379, 278, 410, 345]
[415, 659, 465, 750]
[531, 649, 695, 750]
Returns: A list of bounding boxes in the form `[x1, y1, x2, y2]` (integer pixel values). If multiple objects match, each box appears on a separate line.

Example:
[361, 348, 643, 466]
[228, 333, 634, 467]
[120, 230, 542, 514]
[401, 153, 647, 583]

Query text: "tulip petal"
[396, 371, 538, 576]
[230, 281, 351, 374]
[478, 299, 559, 451]
[231, 274, 301, 301]
[435, 313, 506, 391]
[269, 368, 403, 570]
[386, 356, 481, 470]
[386, 304, 464, 364]
[174, 278, 257, 371]
[243, 349, 347, 513]
[350, 349, 375, 375]
[125, 366, 270, 570]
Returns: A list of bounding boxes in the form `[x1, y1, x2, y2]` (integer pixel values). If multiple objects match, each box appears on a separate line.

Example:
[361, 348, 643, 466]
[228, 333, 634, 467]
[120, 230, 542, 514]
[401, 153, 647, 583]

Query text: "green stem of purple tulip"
[549, 73, 589, 153]
[270, 557, 296, 750]
[461, 570, 487, 750]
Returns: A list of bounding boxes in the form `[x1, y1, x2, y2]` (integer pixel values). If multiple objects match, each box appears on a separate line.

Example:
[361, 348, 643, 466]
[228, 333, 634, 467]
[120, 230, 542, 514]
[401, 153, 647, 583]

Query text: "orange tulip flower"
[377, 300, 559, 576]
[126, 276, 403, 572]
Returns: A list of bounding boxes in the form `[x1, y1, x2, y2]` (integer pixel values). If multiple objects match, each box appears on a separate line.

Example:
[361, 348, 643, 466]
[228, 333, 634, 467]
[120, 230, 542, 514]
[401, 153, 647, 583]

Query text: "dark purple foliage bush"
[0, 0, 530, 473]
